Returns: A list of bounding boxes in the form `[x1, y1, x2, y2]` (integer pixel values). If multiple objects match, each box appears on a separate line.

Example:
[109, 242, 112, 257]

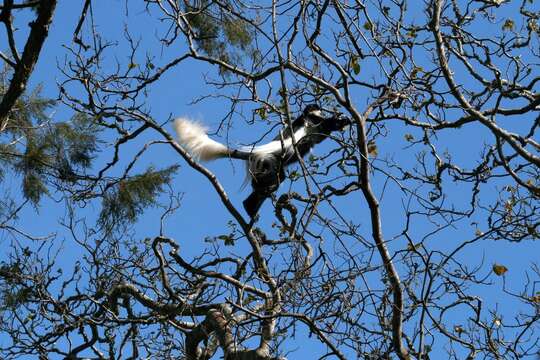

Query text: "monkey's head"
[303, 104, 323, 118]
[305, 104, 352, 130]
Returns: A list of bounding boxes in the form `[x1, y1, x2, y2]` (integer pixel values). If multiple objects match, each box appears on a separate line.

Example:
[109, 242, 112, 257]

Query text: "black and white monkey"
[174, 105, 351, 218]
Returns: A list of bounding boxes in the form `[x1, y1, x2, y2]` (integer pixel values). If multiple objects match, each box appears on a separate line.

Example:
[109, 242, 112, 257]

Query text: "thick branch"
[352, 101, 409, 359]
[107, 283, 213, 317]
[0, 0, 57, 131]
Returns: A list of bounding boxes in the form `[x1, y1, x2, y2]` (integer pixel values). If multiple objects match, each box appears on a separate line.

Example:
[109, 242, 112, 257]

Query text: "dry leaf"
[350, 56, 361, 75]
[454, 325, 465, 335]
[492, 264, 508, 276]
[367, 141, 378, 156]
[502, 19, 515, 31]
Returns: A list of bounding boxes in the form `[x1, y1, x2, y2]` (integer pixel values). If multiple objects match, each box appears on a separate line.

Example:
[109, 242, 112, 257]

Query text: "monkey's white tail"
[173, 118, 233, 161]
[174, 117, 308, 162]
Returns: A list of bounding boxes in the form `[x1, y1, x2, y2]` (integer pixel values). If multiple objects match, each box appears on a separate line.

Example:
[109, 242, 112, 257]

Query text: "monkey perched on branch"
[174, 104, 351, 218]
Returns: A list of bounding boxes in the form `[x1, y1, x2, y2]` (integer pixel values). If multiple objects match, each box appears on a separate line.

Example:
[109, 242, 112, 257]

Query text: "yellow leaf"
[350, 56, 361, 75]
[502, 19, 515, 31]
[256, 107, 267, 120]
[352, 62, 360, 75]
[528, 19, 539, 32]
[492, 264, 508, 276]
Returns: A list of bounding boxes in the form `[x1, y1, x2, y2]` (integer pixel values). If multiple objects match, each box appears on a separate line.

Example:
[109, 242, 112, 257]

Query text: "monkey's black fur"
[243, 105, 351, 217]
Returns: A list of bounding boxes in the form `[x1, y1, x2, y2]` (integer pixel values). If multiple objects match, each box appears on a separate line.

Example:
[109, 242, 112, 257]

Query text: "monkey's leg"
[243, 155, 284, 218]
[243, 191, 268, 218]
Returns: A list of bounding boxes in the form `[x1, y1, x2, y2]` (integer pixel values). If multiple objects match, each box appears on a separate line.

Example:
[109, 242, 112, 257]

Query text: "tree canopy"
[0, 1, 539, 359]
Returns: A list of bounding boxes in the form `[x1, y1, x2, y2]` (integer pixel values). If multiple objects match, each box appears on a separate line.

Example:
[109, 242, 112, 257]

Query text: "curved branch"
[430, 0, 540, 169]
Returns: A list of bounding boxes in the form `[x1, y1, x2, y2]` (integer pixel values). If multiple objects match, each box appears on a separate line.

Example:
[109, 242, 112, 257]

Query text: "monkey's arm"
[320, 113, 352, 133]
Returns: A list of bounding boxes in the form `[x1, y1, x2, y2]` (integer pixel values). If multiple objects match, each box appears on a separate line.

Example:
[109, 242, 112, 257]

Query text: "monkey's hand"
[335, 113, 352, 130]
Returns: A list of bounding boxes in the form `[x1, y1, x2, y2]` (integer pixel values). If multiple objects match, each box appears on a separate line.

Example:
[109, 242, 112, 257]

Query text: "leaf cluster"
[1, 74, 99, 204]
[99, 165, 179, 228]
[184, 0, 254, 71]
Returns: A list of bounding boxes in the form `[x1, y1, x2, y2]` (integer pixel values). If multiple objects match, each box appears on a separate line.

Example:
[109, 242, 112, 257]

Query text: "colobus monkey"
[174, 105, 351, 218]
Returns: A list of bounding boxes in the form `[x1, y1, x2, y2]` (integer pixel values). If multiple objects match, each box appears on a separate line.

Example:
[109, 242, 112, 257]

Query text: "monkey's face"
[304, 104, 323, 118]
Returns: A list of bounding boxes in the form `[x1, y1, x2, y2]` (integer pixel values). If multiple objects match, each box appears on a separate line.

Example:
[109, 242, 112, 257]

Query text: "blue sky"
[2, 0, 539, 358]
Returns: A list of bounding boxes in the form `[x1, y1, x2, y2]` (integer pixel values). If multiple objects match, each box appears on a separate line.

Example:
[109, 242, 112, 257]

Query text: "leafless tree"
[1, 1, 539, 359]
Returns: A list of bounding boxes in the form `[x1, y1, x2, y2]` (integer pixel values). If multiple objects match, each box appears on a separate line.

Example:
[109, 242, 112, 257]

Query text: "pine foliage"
[99, 165, 179, 228]
[183, 0, 254, 70]
[0, 70, 99, 204]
